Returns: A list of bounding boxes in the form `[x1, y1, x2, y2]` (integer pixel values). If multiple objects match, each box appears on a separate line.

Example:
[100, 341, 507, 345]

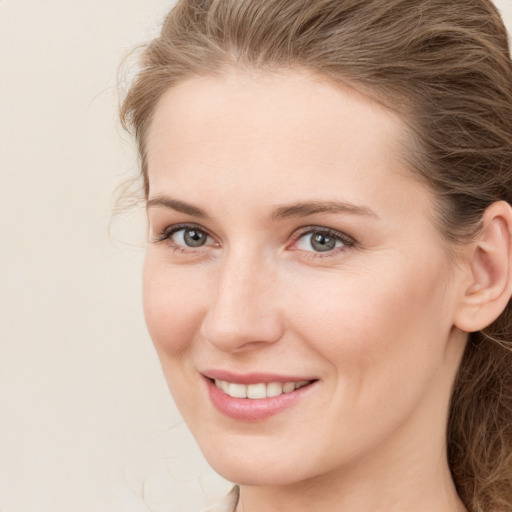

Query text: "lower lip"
[205, 378, 316, 421]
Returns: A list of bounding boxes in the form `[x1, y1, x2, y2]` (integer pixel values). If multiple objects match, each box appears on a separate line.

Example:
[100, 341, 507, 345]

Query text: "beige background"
[0, 1, 511, 511]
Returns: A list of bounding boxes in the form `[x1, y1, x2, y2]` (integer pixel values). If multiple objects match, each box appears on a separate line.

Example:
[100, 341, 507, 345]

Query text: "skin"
[143, 69, 471, 512]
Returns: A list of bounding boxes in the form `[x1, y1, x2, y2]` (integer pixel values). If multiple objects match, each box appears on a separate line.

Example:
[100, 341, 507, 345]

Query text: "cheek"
[285, 257, 451, 391]
[278, 259, 454, 463]
[142, 253, 206, 360]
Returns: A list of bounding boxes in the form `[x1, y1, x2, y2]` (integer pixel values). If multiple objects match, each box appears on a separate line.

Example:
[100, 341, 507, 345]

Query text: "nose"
[200, 251, 284, 353]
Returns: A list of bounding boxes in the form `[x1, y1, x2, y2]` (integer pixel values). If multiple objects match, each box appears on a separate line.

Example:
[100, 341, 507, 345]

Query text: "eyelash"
[153, 223, 356, 258]
[153, 223, 215, 254]
[289, 227, 355, 258]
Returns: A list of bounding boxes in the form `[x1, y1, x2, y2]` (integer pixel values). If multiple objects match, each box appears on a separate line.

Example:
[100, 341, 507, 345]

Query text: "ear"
[454, 201, 512, 333]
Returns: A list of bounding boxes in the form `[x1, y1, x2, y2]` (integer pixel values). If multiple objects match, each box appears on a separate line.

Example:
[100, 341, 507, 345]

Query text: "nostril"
[200, 308, 285, 352]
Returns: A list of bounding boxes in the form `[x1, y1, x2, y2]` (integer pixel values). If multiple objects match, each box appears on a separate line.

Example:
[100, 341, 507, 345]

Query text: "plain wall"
[0, 1, 511, 511]
[0, 1, 229, 511]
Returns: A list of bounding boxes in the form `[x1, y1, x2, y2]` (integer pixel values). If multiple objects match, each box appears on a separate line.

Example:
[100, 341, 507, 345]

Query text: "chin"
[210, 459, 306, 487]
[198, 439, 318, 487]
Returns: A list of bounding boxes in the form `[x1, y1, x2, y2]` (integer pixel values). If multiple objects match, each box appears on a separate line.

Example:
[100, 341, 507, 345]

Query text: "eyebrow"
[146, 196, 377, 220]
[146, 196, 210, 219]
[271, 200, 378, 220]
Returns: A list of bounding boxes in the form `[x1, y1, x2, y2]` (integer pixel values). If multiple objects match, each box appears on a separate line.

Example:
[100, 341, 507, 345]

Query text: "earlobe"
[454, 201, 512, 333]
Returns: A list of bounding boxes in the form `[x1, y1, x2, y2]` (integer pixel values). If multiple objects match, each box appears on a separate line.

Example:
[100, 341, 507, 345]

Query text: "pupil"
[311, 233, 336, 252]
[184, 229, 206, 247]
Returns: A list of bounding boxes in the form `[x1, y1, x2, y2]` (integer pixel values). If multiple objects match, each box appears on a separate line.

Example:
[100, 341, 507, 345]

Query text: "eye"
[154, 223, 215, 250]
[294, 229, 352, 253]
[172, 227, 209, 247]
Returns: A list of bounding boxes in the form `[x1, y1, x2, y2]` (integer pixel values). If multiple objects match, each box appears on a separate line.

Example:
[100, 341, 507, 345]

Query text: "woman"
[120, 1, 512, 511]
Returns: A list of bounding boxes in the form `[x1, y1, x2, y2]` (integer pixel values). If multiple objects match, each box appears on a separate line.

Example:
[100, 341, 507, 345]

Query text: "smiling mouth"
[212, 379, 313, 399]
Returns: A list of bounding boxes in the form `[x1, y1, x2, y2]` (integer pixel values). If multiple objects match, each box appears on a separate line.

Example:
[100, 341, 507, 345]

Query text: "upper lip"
[202, 369, 317, 384]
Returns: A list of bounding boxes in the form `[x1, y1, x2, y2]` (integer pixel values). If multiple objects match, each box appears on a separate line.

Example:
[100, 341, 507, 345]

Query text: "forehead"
[145, 69, 431, 222]
[147, 69, 404, 171]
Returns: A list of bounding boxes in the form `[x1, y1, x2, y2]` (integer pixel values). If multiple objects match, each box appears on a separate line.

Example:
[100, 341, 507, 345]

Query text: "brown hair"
[120, 1, 512, 510]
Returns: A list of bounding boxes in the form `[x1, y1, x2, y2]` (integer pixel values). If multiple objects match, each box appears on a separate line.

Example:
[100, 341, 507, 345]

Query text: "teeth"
[266, 382, 283, 398]
[229, 383, 247, 398]
[282, 382, 295, 393]
[214, 379, 311, 399]
[247, 383, 266, 399]
[215, 379, 229, 394]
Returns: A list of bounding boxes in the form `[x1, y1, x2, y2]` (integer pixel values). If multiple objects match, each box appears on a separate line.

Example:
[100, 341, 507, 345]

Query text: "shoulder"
[201, 486, 239, 512]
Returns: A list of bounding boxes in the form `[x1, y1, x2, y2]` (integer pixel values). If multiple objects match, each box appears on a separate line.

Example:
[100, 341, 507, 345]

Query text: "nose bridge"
[201, 246, 283, 351]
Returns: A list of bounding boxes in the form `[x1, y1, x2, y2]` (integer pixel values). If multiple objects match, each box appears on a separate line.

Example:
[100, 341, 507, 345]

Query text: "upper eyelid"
[165, 222, 209, 234]
[152, 222, 214, 244]
[158, 222, 211, 236]
[290, 225, 355, 244]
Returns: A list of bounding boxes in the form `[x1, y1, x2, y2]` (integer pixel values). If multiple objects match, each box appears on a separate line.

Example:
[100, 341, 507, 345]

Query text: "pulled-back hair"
[120, 1, 512, 510]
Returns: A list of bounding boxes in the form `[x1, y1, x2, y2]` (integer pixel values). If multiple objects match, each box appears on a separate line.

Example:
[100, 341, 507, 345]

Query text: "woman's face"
[143, 70, 468, 487]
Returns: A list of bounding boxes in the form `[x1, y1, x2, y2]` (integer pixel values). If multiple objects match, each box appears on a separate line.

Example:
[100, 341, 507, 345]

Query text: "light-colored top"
[202, 486, 239, 512]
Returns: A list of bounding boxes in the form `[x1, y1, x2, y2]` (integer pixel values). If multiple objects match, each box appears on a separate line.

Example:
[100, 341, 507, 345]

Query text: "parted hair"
[120, 1, 512, 510]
